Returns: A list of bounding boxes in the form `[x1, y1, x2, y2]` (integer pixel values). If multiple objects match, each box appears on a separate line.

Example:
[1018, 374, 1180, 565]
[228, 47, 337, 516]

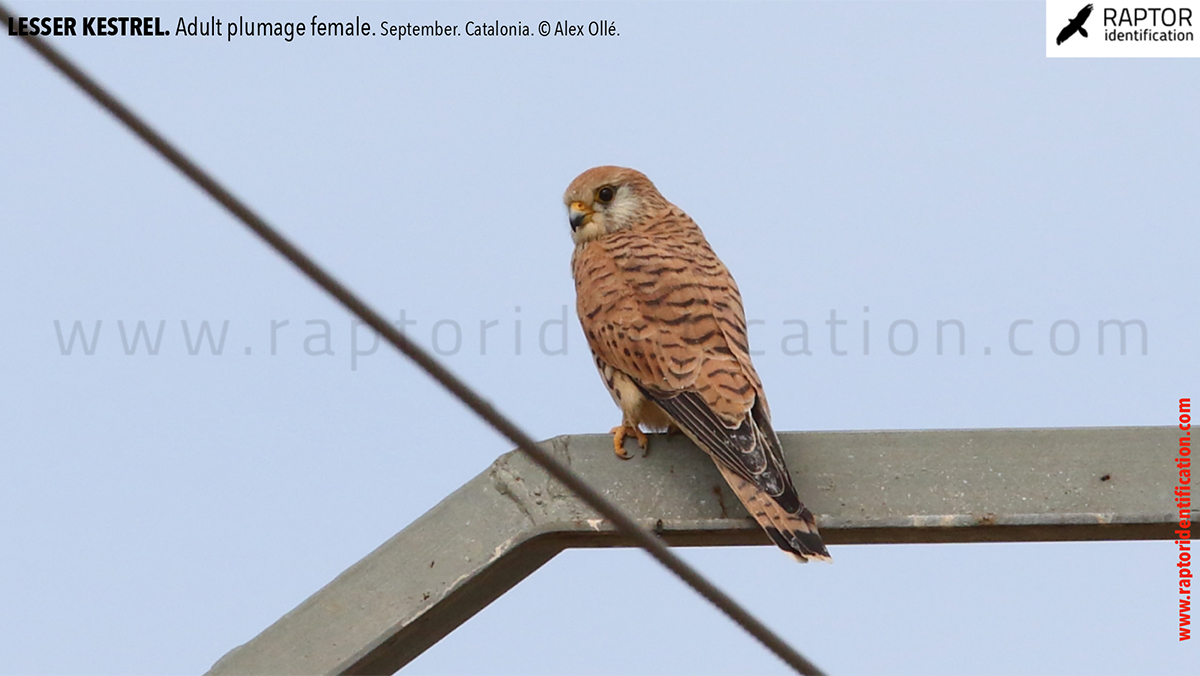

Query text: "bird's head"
[563, 166, 669, 245]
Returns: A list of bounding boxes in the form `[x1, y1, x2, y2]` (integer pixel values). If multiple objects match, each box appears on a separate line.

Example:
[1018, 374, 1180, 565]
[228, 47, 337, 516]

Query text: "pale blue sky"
[1, 1, 1196, 674]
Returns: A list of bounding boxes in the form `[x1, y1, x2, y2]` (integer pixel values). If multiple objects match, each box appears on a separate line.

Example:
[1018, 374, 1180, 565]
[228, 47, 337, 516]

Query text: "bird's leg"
[609, 425, 633, 459]
[609, 422, 648, 460]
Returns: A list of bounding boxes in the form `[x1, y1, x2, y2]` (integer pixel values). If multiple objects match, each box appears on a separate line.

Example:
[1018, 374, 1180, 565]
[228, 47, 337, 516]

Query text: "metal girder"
[205, 426, 1185, 675]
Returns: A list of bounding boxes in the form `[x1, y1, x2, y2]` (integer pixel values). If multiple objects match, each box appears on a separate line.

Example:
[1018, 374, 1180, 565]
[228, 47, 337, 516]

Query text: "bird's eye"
[597, 186, 615, 203]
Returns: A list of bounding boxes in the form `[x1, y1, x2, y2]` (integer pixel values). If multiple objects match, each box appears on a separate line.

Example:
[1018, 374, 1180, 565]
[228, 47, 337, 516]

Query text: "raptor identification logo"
[1046, 0, 1199, 56]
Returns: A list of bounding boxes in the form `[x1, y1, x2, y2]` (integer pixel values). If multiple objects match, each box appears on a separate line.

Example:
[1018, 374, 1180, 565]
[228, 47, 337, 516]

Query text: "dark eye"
[597, 186, 615, 203]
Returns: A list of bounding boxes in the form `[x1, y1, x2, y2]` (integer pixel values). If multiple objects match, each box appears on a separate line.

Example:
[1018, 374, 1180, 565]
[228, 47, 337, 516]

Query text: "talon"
[632, 426, 648, 450]
[633, 426, 651, 457]
[609, 425, 634, 460]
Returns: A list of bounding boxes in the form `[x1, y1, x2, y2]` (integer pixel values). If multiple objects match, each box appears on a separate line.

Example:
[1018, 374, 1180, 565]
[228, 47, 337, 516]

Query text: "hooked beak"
[569, 201, 592, 231]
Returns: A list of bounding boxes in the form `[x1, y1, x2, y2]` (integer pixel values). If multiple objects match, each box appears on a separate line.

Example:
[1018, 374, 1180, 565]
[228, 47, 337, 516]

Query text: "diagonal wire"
[1, 6, 825, 675]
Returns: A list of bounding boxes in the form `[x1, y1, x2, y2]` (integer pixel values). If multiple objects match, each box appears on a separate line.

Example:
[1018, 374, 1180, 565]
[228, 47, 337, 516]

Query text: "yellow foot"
[610, 424, 648, 460]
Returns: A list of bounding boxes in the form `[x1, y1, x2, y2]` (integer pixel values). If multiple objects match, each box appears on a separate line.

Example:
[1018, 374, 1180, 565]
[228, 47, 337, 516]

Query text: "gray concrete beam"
[206, 426, 1187, 675]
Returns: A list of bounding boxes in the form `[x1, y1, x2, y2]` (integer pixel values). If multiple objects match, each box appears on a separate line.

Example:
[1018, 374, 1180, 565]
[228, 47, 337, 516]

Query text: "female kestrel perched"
[564, 166, 831, 562]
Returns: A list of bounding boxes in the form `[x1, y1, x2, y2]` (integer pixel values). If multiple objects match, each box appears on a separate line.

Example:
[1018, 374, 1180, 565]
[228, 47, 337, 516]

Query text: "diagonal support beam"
[206, 426, 1187, 675]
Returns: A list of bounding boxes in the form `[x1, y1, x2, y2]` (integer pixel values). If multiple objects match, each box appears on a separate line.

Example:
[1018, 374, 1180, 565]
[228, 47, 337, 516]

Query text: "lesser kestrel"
[565, 166, 831, 562]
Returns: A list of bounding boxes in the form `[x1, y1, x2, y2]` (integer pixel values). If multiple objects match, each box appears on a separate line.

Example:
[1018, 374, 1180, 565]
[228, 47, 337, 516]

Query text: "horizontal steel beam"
[205, 426, 1187, 675]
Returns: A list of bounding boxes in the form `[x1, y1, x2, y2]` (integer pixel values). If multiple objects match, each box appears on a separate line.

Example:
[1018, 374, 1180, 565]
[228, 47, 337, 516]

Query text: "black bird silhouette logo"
[1057, 4, 1094, 45]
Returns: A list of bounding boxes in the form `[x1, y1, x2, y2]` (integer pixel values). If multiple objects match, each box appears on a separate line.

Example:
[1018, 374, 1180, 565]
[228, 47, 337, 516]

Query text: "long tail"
[714, 462, 832, 563]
